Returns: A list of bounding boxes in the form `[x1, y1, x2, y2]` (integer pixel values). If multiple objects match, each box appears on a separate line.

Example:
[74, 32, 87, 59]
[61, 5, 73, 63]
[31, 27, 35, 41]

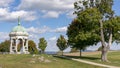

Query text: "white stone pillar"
[26, 39, 29, 54]
[26, 39, 28, 51]
[22, 39, 25, 53]
[15, 39, 18, 53]
[10, 38, 13, 54]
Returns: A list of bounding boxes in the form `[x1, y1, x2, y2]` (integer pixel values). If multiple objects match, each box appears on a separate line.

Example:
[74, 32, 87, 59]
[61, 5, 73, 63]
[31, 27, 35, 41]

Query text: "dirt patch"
[64, 51, 101, 56]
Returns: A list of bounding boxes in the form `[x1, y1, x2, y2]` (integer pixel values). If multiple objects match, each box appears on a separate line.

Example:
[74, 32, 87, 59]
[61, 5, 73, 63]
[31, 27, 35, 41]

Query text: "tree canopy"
[0, 40, 10, 52]
[28, 40, 38, 54]
[38, 37, 47, 53]
[68, 0, 120, 61]
[67, 8, 101, 56]
[57, 35, 68, 55]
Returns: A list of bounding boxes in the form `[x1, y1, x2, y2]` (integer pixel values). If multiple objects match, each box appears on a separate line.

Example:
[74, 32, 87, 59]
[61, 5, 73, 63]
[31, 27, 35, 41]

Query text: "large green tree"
[38, 37, 47, 53]
[28, 40, 38, 54]
[57, 35, 68, 56]
[0, 40, 10, 52]
[67, 14, 100, 57]
[73, 0, 120, 62]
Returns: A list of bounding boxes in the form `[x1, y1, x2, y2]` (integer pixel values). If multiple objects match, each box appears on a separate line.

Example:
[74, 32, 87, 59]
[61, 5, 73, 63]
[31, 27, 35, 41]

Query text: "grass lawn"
[0, 54, 103, 68]
[65, 51, 120, 67]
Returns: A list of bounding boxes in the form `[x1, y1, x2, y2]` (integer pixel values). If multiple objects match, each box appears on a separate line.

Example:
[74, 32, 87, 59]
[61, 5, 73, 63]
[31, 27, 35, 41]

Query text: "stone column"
[15, 39, 18, 53]
[26, 39, 28, 51]
[10, 38, 13, 54]
[22, 39, 25, 53]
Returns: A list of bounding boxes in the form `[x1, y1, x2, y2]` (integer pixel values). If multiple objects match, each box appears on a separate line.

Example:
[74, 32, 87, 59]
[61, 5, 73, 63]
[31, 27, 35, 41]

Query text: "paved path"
[60, 56, 120, 68]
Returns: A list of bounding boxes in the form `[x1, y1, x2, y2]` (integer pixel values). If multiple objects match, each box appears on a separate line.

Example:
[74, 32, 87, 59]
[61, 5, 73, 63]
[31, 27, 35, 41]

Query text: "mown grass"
[86, 51, 120, 67]
[66, 51, 120, 67]
[0, 54, 103, 68]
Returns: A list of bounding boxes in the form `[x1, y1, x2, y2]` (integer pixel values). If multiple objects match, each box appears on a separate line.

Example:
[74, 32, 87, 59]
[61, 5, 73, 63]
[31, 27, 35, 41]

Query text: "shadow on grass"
[53, 55, 100, 61]
[65, 55, 100, 60]
[53, 55, 72, 60]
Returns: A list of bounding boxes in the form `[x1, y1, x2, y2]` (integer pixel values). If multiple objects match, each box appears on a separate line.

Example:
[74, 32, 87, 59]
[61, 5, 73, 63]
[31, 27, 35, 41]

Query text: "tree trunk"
[107, 32, 112, 51]
[101, 46, 108, 62]
[102, 32, 112, 62]
[80, 49, 82, 57]
[100, 20, 108, 62]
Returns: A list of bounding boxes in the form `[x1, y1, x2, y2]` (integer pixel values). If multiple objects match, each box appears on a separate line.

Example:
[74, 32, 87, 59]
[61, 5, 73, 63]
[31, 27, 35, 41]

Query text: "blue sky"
[0, 0, 120, 52]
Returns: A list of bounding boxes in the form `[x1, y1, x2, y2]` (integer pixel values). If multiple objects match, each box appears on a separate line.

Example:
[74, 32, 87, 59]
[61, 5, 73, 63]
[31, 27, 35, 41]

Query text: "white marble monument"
[9, 17, 29, 54]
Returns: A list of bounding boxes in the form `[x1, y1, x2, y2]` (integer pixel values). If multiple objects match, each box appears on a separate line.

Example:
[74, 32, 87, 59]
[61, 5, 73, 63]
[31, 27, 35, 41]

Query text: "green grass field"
[85, 51, 120, 67]
[0, 54, 103, 68]
[66, 51, 120, 67]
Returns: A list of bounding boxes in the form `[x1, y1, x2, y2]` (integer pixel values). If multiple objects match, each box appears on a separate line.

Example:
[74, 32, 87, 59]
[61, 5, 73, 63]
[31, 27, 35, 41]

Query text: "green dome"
[12, 25, 26, 32]
[9, 17, 28, 36]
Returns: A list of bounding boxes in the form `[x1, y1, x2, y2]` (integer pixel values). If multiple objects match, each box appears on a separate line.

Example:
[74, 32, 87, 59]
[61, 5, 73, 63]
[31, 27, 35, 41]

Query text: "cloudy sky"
[0, 0, 120, 51]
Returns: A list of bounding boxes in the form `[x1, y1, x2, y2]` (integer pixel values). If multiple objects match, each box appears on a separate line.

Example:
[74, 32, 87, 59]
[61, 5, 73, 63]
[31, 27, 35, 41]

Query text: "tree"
[73, 0, 120, 61]
[70, 48, 78, 53]
[38, 37, 47, 53]
[67, 18, 99, 57]
[0, 40, 10, 52]
[28, 40, 38, 54]
[57, 35, 68, 56]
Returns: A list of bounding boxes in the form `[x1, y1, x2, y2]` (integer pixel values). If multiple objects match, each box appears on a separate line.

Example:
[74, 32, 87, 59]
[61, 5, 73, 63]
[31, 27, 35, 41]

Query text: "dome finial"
[18, 16, 20, 26]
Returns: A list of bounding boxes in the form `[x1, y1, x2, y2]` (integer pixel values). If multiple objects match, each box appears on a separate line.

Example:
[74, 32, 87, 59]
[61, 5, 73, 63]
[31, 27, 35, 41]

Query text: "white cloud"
[0, 8, 9, 16]
[66, 11, 76, 18]
[46, 36, 59, 52]
[52, 26, 67, 33]
[27, 27, 39, 34]
[18, 0, 74, 11]
[0, 0, 76, 22]
[0, 32, 9, 40]
[43, 11, 60, 18]
[49, 36, 57, 41]
[0, 8, 37, 22]
[17, 0, 76, 18]
[0, 0, 13, 7]
[46, 41, 59, 52]
[27, 26, 67, 34]
[26, 26, 50, 34]
[29, 33, 38, 40]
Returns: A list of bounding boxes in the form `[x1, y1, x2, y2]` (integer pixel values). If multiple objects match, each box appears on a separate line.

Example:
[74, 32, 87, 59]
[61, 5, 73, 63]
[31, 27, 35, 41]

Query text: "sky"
[0, 0, 120, 52]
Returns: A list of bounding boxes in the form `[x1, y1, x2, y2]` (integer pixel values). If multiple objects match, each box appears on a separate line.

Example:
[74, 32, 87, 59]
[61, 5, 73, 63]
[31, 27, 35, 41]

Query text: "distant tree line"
[0, 40, 10, 52]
